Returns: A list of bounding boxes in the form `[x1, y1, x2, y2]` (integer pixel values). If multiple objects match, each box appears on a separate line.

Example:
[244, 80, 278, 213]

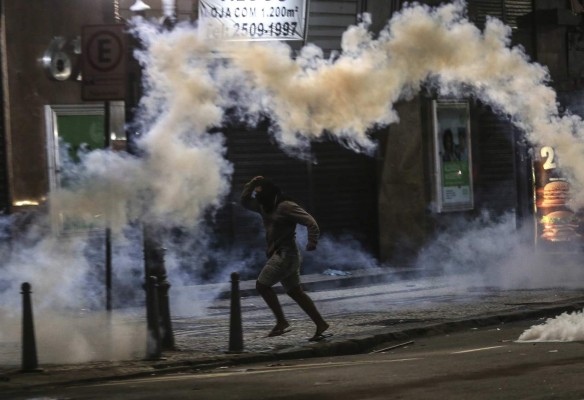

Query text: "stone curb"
[216, 267, 435, 299]
[2, 299, 582, 391]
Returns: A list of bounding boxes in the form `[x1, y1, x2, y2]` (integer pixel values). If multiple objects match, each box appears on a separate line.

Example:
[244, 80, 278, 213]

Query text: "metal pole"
[227, 272, 244, 353]
[157, 263, 176, 351]
[143, 224, 175, 350]
[104, 101, 113, 312]
[21, 282, 42, 372]
[105, 227, 112, 311]
[145, 275, 162, 360]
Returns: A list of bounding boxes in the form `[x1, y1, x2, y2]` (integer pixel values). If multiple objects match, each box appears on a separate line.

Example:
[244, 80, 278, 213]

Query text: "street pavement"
[1, 267, 584, 393]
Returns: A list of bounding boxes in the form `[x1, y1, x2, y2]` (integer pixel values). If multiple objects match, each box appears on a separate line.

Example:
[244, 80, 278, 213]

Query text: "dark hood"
[255, 179, 281, 212]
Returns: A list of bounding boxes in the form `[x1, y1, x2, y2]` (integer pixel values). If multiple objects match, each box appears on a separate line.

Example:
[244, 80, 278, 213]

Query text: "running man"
[241, 176, 330, 341]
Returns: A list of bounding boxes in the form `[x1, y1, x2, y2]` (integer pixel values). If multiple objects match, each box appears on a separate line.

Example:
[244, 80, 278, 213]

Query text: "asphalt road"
[4, 318, 584, 400]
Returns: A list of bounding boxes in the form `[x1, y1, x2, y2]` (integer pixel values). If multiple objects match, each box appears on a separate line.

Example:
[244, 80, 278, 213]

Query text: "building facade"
[0, 0, 581, 268]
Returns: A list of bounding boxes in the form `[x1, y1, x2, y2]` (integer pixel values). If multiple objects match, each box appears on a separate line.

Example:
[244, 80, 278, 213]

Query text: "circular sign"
[85, 31, 123, 72]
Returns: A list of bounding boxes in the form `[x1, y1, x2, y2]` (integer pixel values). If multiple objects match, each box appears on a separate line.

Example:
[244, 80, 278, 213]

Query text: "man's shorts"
[257, 246, 301, 292]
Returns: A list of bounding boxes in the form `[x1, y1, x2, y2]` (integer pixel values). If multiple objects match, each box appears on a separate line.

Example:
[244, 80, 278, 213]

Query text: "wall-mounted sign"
[533, 145, 583, 251]
[432, 100, 474, 213]
[199, 0, 308, 41]
[81, 24, 126, 101]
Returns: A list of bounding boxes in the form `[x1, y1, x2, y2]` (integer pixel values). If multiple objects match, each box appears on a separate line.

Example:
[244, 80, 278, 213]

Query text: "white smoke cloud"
[518, 309, 584, 342]
[0, 20, 237, 314]
[413, 210, 584, 289]
[0, 225, 93, 310]
[414, 211, 519, 279]
[298, 229, 380, 272]
[4, 0, 584, 359]
[51, 21, 233, 233]
[0, 310, 145, 365]
[413, 210, 584, 342]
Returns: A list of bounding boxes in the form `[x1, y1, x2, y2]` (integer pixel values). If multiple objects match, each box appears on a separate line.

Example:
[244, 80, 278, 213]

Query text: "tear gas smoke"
[413, 210, 584, 289]
[518, 309, 584, 342]
[298, 230, 380, 272]
[3, 0, 584, 361]
[0, 309, 145, 365]
[413, 210, 584, 343]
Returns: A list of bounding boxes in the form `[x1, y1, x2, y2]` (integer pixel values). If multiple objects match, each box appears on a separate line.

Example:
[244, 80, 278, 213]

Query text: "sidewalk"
[1, 268, 584, 392]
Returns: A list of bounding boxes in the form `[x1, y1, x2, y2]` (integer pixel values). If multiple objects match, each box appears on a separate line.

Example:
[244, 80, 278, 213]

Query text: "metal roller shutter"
[467, 0, 533, 29]
[474, 106, 518, 214]
[222, 120, 311, 250]
[465, 1, 533, 214]
[306, 0, 361, 53]
[311, 141, 378, 250]
[218, 122, 378, 250]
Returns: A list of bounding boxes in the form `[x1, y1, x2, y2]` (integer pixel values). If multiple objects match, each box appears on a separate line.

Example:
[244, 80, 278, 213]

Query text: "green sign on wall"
[45, 105, 107, 234]
[57, 114, 105, 162]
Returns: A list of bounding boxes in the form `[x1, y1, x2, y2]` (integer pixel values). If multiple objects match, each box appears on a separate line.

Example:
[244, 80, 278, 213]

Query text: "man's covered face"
[254, 180, 280, 210]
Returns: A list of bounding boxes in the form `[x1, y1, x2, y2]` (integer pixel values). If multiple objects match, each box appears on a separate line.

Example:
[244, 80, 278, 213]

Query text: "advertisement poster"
[433, 100, 474, 212]
[533, 146, 583, 251]
[199, 0, 308, 41]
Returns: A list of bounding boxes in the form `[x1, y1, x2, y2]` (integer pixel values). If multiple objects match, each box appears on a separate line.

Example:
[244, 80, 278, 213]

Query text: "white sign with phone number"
[199, 0, 307, 41]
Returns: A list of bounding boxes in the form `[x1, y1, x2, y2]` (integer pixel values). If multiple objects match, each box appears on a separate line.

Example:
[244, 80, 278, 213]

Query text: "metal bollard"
[158, 279, 176, 351]
[156, 247, 175, 351]
[143, 226, 174, 351]
[21, 282, 42, 372]
[227, 272, 244, 353]
[145, 276, 162, 360]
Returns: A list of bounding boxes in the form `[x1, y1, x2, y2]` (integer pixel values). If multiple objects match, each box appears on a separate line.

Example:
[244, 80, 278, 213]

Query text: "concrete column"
[377, 97, 429, 263]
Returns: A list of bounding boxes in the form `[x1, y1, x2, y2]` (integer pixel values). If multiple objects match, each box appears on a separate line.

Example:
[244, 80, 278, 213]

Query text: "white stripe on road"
[452, 345, 505, 354]
[90, 357, 423, 387]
